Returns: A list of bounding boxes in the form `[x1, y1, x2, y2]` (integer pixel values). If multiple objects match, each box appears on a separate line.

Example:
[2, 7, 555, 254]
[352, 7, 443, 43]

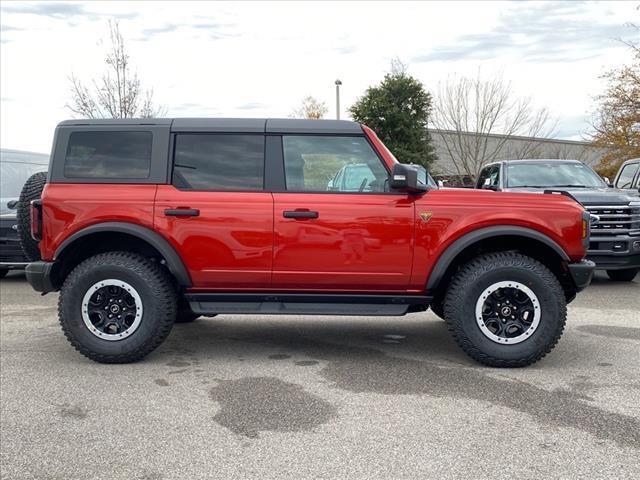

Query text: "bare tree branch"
[431, 72, 556, 182]
[291, 95, 328, 119]
[67, 20, 165, 119]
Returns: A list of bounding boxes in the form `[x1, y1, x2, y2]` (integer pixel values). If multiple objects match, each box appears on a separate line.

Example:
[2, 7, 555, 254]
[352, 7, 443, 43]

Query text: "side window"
[489, 166, 500, 187]
[477, 166, 491, 188]
[478, 165, 499, 188]
[616, 163, 638, 189]
[173, 134, 264, 191]
[65, 131, 152, 179]
[282, 136, 389, 192]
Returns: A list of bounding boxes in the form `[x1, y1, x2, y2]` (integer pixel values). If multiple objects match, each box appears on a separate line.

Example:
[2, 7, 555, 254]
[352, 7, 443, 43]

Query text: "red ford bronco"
[24, 118, 594, 366]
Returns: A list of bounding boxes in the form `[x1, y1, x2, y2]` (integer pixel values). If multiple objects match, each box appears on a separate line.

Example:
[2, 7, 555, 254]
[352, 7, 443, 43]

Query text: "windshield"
[506, 162, 606, 188]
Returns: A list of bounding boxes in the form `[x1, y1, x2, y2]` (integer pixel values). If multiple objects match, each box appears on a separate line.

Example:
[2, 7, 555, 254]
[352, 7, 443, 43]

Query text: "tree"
[591, 25, 640, 178]
[431, 72, 555, 182]
[67, 20, 166, 119]
[349, 63, 437, 169]
[291, 95, 328, 119]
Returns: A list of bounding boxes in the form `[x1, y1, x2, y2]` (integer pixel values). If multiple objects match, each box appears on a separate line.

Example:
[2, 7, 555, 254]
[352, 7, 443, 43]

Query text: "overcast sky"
[1, 0, 637, 153]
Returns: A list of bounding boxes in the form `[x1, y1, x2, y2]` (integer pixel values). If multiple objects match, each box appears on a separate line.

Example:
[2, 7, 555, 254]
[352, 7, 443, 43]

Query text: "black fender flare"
[425, 225, 569, 291]
[54, 222, 192, 287]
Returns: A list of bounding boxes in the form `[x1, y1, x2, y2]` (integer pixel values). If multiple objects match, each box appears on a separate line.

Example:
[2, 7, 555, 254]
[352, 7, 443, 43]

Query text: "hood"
[504, 187, 635, 206]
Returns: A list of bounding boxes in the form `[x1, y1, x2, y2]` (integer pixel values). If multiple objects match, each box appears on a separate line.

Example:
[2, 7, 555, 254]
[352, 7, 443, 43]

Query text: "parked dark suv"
[0, 149, 49, 277]
[476, 159, 640, 281]
[22, 119, 594, 367]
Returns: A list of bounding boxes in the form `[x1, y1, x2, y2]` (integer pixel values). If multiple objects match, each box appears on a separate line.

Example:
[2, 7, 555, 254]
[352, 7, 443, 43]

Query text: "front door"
[272, 135, 415, 291]
[155, 133, 273, 289]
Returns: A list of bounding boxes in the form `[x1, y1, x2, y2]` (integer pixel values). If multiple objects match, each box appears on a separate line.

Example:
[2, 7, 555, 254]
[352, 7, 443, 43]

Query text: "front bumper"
[586, 250, 640, 271]
[25, 261, 57, 293]
[568, 259, 596, 291]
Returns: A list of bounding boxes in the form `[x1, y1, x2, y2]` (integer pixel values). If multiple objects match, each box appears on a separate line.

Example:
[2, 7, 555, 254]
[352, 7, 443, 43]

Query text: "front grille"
[586, 205, 640, 237]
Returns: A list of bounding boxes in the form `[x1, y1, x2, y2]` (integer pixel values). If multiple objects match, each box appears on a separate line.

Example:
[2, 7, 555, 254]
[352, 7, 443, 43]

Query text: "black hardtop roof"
[57, 118, 363, 134]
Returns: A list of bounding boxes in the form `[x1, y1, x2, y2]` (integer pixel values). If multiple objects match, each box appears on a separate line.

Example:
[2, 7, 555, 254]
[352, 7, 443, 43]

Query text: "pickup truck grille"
[586, 205, 640, 237]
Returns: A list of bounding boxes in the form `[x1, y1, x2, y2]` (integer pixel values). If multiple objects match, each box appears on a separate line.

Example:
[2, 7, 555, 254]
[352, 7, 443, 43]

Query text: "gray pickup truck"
[476, 159, 640, 282]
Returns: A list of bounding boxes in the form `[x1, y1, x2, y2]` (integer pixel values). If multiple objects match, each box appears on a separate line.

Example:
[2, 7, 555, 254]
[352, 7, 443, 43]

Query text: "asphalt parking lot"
[0, 271, 638, 480]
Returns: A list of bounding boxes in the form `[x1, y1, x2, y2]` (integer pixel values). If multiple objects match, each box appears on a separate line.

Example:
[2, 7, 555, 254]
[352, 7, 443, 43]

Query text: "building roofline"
[427, 128, 595, 147]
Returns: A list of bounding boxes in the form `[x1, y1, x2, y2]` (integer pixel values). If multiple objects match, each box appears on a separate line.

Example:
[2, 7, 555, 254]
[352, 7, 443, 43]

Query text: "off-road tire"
[444, 252, 566, 368]
[606, 268, 638, 282]
[430, 297, 445, 320]
[59, 252, 177, 363]
[175, 298, 200, 323]
[17, 171, 47, 261]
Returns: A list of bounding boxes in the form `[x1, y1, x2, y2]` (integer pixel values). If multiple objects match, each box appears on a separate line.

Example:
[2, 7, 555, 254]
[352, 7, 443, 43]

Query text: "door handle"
[283, 210, 319, 219]
[164, 208, 200, 217]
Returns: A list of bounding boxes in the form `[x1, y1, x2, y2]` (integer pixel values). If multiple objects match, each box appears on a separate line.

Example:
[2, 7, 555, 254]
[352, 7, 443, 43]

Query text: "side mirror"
[6, 200, 18, 210]
[390, 163, 429, 194]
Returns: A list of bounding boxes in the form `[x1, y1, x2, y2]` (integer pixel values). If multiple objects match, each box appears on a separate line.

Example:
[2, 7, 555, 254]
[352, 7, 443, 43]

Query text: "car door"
[154, 132, 273, 289]
[271, 134, 415, 291]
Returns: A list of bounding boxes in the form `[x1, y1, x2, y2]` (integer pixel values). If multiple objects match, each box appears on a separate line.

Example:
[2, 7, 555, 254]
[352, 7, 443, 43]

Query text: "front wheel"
[59, 252, 177, 363]
[606, 268, 638, 282]
[444, 252, 566, 367]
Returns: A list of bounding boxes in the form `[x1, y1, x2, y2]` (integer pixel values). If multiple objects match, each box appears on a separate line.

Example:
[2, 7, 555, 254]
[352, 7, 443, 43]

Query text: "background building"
[428, 129, 609, 186]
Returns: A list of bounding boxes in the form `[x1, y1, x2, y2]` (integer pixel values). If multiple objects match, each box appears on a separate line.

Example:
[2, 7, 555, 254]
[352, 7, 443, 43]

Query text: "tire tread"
[443, 252, 566, 368]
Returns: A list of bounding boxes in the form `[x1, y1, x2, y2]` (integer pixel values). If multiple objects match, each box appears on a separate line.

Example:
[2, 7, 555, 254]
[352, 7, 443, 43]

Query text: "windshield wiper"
[509, 185, 547, 188]
[548, 184, 588, 188]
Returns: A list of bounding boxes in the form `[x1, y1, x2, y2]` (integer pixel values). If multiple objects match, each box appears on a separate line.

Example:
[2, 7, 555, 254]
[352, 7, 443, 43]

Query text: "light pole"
[335, 79, 342, 120]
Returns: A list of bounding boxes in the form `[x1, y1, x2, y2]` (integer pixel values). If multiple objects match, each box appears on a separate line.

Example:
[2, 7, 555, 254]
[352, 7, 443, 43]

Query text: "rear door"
[271, 134, 415, 291]
[154, 130, 273, 289]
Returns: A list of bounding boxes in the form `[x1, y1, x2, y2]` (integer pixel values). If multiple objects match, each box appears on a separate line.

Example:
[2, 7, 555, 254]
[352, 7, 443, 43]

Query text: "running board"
[185, 293, 432, 316]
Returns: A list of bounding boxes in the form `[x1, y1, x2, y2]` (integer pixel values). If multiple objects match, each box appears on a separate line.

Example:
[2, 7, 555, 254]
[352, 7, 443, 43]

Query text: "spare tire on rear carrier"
[17, 171, 47, 262]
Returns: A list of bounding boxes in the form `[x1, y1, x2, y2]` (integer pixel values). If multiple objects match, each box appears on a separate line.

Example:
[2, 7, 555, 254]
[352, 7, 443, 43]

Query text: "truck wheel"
[17, 171, 47, 261]
[58, 252, 177, 363]
[606, 268, 638, 282]
[430, 297, 445, 320]
[444, 252, 566, 368]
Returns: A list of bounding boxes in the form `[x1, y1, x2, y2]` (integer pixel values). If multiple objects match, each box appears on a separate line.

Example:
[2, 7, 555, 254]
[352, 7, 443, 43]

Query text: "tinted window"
[477, 165, 499, 188]
[65, 131, 152, 178]
[173, 134, 264, 191]
[506, 162, 606, 188]
[615, 163, 638, 189]
[283, 136, 388, 192]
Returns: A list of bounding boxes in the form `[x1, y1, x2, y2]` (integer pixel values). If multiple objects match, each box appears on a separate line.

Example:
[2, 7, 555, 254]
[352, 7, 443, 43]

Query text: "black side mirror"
[6, 200, 18, 210]
[390, 163, 429, 194]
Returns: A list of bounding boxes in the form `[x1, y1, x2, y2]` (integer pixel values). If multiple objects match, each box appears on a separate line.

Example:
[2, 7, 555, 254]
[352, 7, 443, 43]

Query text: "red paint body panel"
[154, 185, 273, 289]
[409, 188, 587, 289]
[272, 193, 414, 291]
[40, 184, 157, 261]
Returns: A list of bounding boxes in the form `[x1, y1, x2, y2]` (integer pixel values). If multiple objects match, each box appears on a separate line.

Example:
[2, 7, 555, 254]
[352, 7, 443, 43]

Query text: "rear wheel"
[444, 252, 566, 367]
[606, 268, 638, 282]
[17, 171, 47, 261]
[59, 252, 177, 363]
